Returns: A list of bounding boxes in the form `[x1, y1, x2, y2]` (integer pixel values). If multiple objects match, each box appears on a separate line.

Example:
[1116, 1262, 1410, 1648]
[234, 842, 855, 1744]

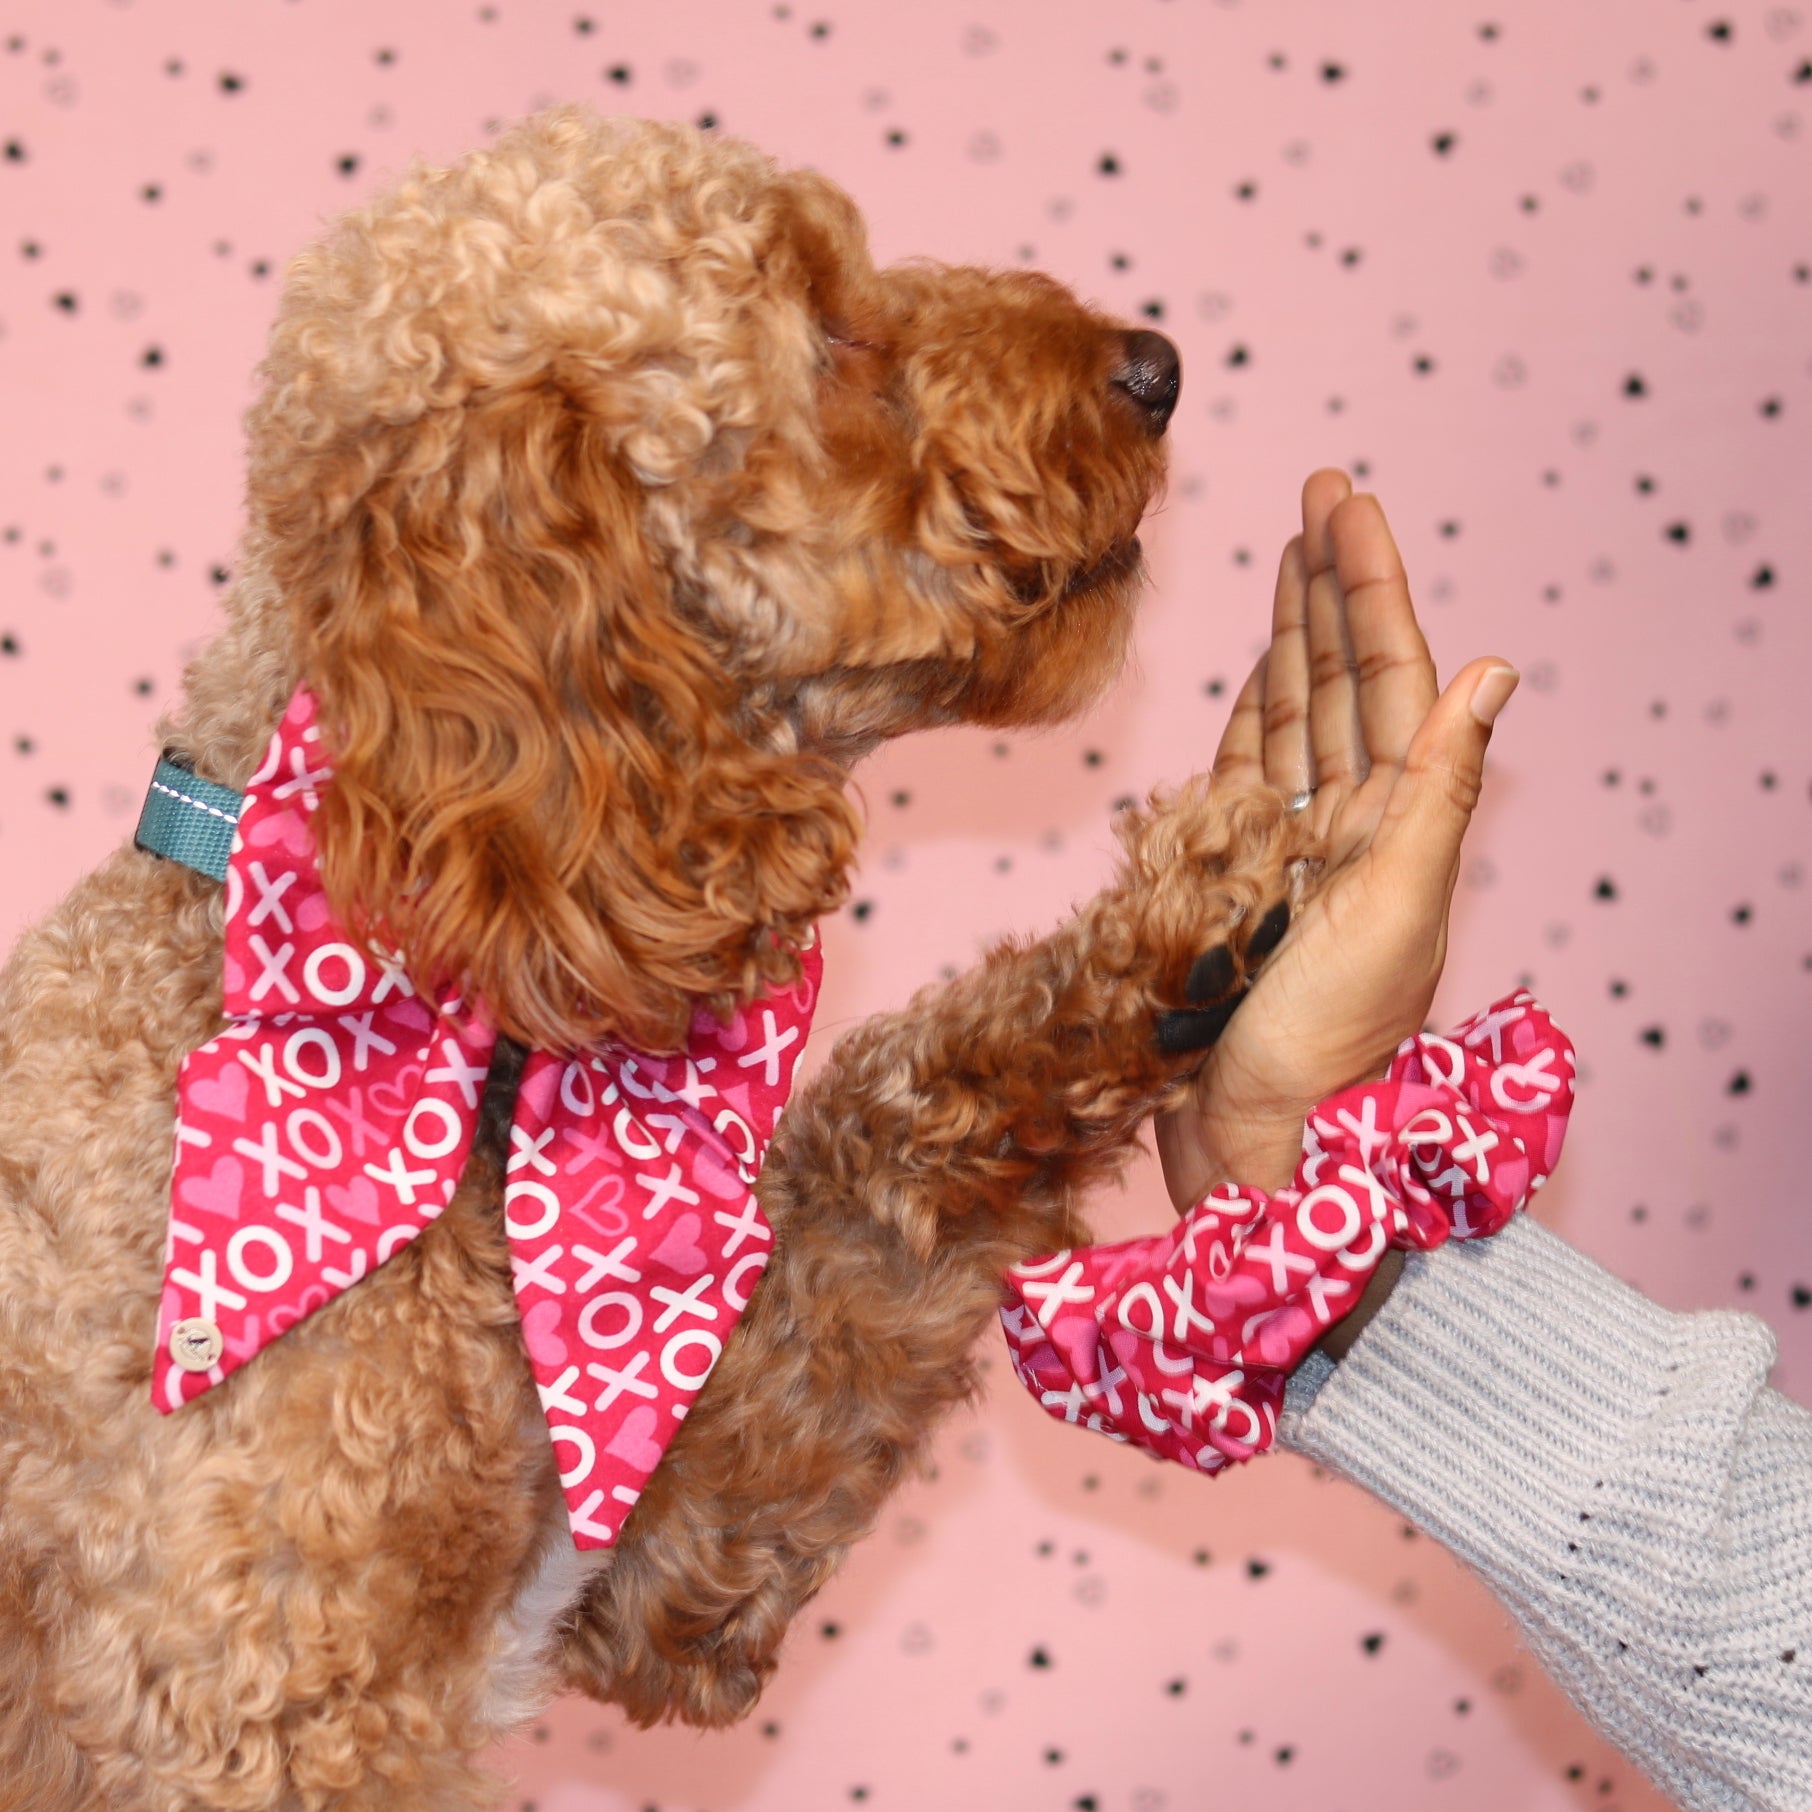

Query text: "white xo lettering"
[504, 1179, 562, 1241]
[1296, 1183, 1362, 1253]
[283, 1027, 341, 1091]
[1491, 1047, 1560, 1112]
[404, 1096, 462, 1160]
[612, 1107, 661, 1162]
[302, 942, 367, 1007]
[548, 1425, 595, 1491]
[225, 1225, 293, 1294]
[578, 1292, 643, 1350]
[661, 1330, 722, 1391]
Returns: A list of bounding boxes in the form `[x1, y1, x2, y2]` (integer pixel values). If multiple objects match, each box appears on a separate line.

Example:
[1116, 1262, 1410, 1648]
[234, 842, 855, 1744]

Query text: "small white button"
[169, 1317, 223, 1373]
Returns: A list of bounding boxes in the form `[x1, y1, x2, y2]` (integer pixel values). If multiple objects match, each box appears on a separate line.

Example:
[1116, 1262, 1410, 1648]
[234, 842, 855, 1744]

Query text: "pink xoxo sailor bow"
[1002, 993, 1575, 1469]
[156, 687, 820, 1550]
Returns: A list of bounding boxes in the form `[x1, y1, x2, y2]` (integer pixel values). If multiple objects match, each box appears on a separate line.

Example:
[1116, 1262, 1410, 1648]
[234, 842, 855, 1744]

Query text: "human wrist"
[1198, 1068, 1386, 1198]
[1188, 1086, 1322, 1198]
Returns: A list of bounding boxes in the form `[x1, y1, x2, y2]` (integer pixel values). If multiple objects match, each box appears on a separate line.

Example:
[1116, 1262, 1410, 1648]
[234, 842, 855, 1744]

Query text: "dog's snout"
[1110, 329, 1182, 434]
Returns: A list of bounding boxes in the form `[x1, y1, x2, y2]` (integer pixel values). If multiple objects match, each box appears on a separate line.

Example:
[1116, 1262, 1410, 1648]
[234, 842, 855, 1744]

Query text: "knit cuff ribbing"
[1278, 1214, 1778, 1585]
[1277, 1216, 1812, 1812]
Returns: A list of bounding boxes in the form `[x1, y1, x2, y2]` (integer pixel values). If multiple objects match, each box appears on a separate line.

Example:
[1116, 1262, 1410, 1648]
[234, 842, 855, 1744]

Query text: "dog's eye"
[1004, 564, 1053, 609]
[824, 321, 877, 353]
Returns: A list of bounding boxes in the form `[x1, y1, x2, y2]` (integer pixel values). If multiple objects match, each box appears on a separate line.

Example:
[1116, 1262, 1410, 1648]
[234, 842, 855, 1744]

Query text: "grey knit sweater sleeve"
[1279, 1213, 1812, 1812]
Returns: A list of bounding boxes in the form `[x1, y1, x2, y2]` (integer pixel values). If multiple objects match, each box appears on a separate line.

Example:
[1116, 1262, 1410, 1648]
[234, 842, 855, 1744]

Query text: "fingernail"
[1468, 664, 1520, 727]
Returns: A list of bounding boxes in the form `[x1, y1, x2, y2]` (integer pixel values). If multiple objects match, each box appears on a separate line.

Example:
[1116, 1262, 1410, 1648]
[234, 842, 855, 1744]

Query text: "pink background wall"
[2, 2, 1808, 1808]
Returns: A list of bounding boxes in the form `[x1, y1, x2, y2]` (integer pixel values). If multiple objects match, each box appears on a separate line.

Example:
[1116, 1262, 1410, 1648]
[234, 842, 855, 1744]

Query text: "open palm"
[1156, 470, 1518, 1208]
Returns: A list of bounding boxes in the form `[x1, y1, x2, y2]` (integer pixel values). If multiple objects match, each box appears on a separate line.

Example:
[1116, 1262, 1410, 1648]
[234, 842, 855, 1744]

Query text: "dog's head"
[246, 107, 1179, 1052]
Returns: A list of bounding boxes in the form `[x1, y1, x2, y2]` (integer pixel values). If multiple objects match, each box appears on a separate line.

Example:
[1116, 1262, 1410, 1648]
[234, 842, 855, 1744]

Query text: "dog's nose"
[1111, 329, 1182, 434]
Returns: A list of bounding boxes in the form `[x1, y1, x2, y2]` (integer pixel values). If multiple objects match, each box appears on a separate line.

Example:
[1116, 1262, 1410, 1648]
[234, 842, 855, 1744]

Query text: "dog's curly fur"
[0, 109, 1321, 1809]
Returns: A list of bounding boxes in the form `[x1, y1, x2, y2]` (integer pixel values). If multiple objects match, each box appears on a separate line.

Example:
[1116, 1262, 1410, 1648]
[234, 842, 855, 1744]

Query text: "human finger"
[1212, 652, 1268, 786]
[1301, 470, 1366, 816]
[1371, 654, 1519, 894]
[1261, 533, 1313, 796]
[1331, 493, 1438, 776]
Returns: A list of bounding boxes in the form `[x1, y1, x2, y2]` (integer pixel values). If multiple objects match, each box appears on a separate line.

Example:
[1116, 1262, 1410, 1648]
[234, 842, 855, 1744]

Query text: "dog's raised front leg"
[559, 779, 1322, 1726]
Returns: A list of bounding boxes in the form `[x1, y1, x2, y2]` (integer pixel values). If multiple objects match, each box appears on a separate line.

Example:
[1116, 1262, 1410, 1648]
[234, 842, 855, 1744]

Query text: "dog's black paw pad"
[1184, 944, 1237, 1005]
[1155, 987, 1248, 1054]
[1244, 899, 1291, 963]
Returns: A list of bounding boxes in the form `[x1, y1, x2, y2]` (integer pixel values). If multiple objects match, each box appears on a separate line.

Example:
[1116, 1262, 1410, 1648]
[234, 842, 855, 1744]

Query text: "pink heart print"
[519, 1298, 568, 1369]
[690, 1144, 751, 1202]
[1002, 990, 1576, 1474]
[246, 810, 311, 857]
[157, 683, 826, 1553]
[178, 1154, 246, 1221]
[604, 1404, 665, 1471]
[187, 1063, 248, 1120]
[324, 1175, 382, 1226]
[648, 1212, 708, 1276]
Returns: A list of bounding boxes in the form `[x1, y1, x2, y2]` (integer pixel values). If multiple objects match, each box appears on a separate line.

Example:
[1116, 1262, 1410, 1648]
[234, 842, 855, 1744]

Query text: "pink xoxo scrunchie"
[1000, 991, 1575, 1471]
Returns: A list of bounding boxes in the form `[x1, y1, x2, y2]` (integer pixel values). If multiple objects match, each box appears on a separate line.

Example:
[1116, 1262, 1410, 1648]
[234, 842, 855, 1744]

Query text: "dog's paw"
[1153, 896, 1292, 1055]
[1101, 778, 1324, 1071]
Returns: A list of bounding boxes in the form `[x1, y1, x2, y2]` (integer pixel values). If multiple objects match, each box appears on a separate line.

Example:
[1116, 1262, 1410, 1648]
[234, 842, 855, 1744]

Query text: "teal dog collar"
[133, 755, 245, 884]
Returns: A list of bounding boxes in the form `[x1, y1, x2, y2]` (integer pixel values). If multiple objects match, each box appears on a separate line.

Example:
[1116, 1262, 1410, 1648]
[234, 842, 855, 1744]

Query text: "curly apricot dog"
[0, 109, 1319, 1809]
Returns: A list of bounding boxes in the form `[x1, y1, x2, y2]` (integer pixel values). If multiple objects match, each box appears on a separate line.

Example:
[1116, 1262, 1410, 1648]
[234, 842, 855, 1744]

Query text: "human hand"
[1155, 471, 1519, 1231]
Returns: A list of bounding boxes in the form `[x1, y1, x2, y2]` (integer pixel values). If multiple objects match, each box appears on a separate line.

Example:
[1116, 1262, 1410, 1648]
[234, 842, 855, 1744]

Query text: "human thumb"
[1378, 656, 1518, 877]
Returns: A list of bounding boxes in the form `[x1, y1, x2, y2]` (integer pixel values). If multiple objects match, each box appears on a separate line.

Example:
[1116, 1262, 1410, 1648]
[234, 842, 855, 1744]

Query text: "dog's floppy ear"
[255, 379, 857, 1053]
